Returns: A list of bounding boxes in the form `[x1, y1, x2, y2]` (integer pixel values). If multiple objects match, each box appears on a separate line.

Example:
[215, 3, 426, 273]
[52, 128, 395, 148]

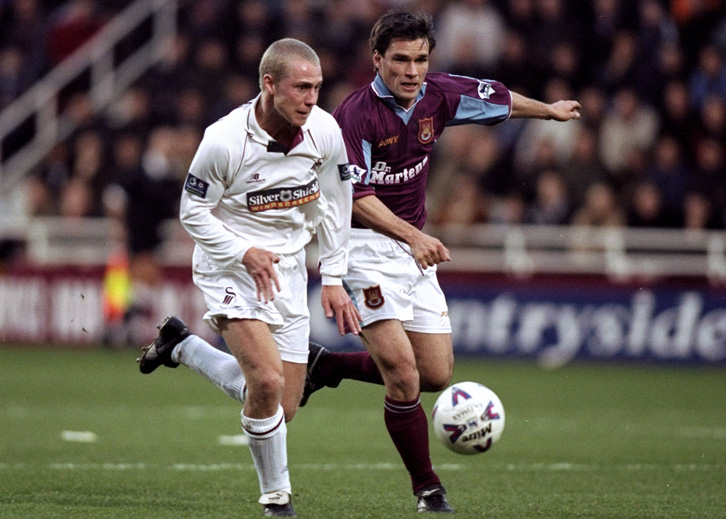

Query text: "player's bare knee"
[418, 355, 453, 392]
[248, 372, 284, 405]
[386, 366, 420, 398]
[420, 368, 452, 392]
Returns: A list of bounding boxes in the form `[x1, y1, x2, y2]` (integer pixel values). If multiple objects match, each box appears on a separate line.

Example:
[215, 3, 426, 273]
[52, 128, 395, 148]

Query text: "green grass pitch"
[0, 347, 724, 518]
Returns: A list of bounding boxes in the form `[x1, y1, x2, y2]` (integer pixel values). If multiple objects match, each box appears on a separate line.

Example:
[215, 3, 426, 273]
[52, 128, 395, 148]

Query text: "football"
[432, 381, 505, 455]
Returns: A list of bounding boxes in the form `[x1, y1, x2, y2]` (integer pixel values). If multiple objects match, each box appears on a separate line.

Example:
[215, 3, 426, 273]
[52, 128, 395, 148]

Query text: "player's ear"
[262, 74, 275, 95]
[372, 50, 382, 72]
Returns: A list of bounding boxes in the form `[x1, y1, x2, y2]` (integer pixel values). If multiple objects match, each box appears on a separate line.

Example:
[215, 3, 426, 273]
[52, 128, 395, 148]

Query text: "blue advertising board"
[308, 275, 726, 366]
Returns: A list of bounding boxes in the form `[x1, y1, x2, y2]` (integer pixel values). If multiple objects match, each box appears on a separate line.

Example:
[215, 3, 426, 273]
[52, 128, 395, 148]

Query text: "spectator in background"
[626, 180, 671, 228]
[525, 169, 571, 225]
[3, 0, 726, 236]
[277, 0, 318, 45]
[46, 0, 105, 66]
[560, 127, 608, 211]
[0, 0, 47, 77]
[174, 86, 209, 130]
[430, 174, 489, 226]
[145, 34, 192, 125]
[434, 0, 505, 76]
[59, 91, 105, 138]
[26, 142, 70, 216]
[596, 30, 643, 92]
[672, 0, 723, 65]
[221, 0, 277, 51]
[576, 85, 608, 131]
[637, 0, 681, 105]
[188, 38, 229, 103]
[106, 85, 154, 137]
[590, 0, 631, 69]
[502, 0, 536, 36]
[181, 0, 225, 45]
[210, 73, 256, 122]
[489, 192, 527, 225]
[59, 176, 94, 217]
[65, 129, 108, 216]
[645, 134, 690, 223]
[549, 40, 587, 93]
[681, 190, 720, 230]
[599, 87, 659, 180]
[691, 137, 726, 227]
[571, 182, 625, 228]
[694, 94, 726, 143]
[233, 32, 267, 78]
[318, 1, 368, 58]
[0, 46, 25, 110]
[103, 127, 183, 340]
[492, 29, 542, 98]
[532, 0, 584, 69]
[659, 80, 696, 151]
[689, 43, 726, 110]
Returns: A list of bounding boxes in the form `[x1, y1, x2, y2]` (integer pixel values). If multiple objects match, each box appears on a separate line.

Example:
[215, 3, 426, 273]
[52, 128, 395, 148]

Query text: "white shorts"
[344, 229, 451, 333]
[192, 247, 309, 364]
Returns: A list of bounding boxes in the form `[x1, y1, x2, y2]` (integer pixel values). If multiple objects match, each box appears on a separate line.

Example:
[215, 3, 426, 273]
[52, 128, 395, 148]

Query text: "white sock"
[172, 335, 246, 402]
[242, 406, 291, 496]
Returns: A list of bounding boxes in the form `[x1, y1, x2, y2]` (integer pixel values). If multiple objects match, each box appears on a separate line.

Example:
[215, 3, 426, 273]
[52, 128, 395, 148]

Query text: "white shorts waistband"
[351, 228, 391, 241]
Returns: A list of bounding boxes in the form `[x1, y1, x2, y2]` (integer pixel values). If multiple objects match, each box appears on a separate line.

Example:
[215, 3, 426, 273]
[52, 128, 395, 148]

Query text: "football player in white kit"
[138, 38, 361, 518]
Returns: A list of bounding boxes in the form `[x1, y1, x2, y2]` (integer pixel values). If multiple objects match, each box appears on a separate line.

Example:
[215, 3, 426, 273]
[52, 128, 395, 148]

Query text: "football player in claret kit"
[301, 7, 582, 513]
[137, 38, 360, 518]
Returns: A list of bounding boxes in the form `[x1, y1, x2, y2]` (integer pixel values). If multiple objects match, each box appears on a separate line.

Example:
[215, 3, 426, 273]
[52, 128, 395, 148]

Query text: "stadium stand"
[0, 0, 725, 274]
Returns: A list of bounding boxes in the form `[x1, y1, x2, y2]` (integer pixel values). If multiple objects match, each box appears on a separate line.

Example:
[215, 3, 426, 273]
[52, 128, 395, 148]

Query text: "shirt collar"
[370, 73, 427, 113]
[245, 94, 305, 152]
[246, 95, 272, 145]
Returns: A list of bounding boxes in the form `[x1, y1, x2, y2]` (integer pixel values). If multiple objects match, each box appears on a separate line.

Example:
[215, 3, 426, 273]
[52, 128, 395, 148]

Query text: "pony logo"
[363, 285, 385, 309]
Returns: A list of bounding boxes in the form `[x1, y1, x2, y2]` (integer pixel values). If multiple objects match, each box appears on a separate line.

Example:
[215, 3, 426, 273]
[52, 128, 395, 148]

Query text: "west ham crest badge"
[418, 117, 434, 144]
[363, 285, 385, 309]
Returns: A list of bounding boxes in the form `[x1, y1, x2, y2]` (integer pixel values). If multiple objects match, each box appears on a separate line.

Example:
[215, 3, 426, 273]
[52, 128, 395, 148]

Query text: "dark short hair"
[369, 8, 436, 56]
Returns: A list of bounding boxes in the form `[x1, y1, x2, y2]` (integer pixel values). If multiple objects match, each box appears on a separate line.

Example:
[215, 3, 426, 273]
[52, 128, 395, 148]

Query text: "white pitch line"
[60, 430, 97, 443]
[0, 462, 719, 472]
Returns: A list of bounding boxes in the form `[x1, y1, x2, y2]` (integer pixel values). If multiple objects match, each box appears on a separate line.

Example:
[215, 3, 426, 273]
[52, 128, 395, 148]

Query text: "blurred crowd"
[2, 0, 726, 248]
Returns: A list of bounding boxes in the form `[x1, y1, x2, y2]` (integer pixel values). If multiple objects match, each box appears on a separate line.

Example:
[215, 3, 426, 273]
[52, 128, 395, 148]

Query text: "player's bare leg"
[220, 318, 297, 517]
[361, 319, 454, 512]
[407, 331, 453, 392]
[299, 332, 451, 405]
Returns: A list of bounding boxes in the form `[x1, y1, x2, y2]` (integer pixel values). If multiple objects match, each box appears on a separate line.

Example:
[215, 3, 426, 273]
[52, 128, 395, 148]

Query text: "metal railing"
[0, 0, 178, 192]
[4, 217, 724, 283]
[425, 223, 726, 282]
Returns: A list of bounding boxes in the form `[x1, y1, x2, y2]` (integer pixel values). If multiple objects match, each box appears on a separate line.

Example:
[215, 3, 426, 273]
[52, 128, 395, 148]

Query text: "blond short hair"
[258, 38, 320, 89]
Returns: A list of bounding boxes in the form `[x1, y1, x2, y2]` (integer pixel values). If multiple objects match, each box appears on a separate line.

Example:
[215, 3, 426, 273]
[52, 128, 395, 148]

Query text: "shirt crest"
[418, 117, 434, 144]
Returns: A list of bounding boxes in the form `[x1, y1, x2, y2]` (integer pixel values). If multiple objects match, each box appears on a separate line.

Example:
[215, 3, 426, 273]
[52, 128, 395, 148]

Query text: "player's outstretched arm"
[510, 92, 581, 121]
[353, 195, 450, 269]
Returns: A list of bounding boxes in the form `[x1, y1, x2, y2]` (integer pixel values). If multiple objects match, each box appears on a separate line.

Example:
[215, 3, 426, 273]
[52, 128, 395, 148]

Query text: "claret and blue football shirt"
[333, 72, 512, 229]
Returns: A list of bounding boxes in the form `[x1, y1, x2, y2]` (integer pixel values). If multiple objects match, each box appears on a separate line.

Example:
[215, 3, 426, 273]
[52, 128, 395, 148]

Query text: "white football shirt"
[180, 95, 353, 285]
